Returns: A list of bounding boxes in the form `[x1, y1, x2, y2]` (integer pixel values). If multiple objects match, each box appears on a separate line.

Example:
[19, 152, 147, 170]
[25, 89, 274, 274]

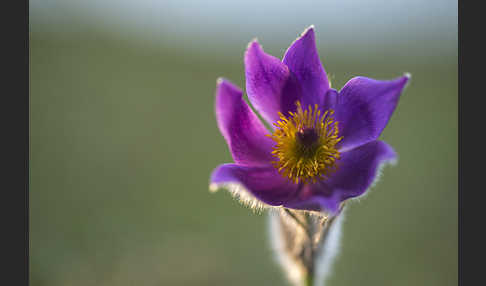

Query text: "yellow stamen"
[268, 101, 343, 184]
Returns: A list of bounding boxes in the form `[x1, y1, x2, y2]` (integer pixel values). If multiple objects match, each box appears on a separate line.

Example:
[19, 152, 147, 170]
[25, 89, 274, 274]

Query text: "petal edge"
[244, 40, 302, 124]
[210, 163, 300, 207]
[215, 78, 275, 166]
[335, 75, 410, 151]
[283, 26, 330, 108]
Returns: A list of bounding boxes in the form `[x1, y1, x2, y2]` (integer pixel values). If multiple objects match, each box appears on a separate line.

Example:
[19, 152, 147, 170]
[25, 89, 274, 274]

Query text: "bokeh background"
[30, 0, 457, 285]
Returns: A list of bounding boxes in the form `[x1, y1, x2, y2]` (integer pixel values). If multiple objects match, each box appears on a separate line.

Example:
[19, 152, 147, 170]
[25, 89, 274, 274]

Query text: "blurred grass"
[30, 27, 456, 286]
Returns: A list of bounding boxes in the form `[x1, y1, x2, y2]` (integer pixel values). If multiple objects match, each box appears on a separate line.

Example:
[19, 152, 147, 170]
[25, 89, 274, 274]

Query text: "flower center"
[269, 101, 342, 184]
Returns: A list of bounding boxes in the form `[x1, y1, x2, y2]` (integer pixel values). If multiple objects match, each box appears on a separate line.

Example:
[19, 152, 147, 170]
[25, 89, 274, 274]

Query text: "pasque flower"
[210, 26, 409, 214]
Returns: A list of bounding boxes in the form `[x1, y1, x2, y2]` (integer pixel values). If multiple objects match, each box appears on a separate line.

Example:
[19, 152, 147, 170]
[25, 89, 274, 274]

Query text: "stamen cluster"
[269, 101, 342, 184]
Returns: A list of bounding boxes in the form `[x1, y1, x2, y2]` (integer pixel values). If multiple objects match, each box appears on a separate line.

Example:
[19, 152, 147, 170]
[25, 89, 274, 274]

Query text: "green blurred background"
[30, 0, 457, 285]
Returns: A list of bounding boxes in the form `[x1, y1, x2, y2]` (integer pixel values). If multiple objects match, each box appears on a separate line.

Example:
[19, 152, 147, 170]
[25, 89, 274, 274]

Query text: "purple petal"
[215, 79, 275, 166]
[282, 26, 330, 108]
[285, 140, 397, 214]
[284, 186, 342, 214]
[335, 75, 410, 151]
[321, 88, 338, 112]
[326, 140, 397, 198]
[244, 40, 302, 124]
[210, 164, 300, 206]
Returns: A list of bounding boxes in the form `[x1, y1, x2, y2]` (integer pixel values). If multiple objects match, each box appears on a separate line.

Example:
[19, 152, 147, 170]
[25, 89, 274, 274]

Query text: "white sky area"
[31, 0, 457, 55]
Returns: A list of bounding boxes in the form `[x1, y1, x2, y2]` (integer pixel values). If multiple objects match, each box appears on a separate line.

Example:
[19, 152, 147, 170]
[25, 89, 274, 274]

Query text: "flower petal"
[210, 163, 300, 206]
[215, 78, 275, 166]
[284, 186, 341, 214]
[321, 88, 338, 112]
[282, 26, 330, 108]
[335, 75, 409, 151]
[244, 40, 302, 124]
[284, 140, 397, 214]
[326, 140, 397, 198]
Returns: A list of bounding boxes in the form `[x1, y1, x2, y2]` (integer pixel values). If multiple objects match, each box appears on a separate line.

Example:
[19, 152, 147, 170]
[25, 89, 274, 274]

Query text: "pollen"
[268, 101, 343, 184]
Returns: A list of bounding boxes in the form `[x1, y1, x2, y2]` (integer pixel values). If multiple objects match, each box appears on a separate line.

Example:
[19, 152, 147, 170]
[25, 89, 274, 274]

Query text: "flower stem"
[283, 208, 312, 239]
[304, 272, 314, 286]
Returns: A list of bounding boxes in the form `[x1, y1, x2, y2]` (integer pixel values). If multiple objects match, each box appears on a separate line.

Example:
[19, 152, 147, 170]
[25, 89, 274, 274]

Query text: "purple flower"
[210, 26, 409, 214]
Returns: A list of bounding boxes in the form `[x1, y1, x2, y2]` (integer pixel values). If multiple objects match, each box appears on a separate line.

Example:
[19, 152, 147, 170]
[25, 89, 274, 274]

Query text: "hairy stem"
[269, 205, 345, 286]
[284, 208, 312, 239]
[304, 273, 314, 286]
